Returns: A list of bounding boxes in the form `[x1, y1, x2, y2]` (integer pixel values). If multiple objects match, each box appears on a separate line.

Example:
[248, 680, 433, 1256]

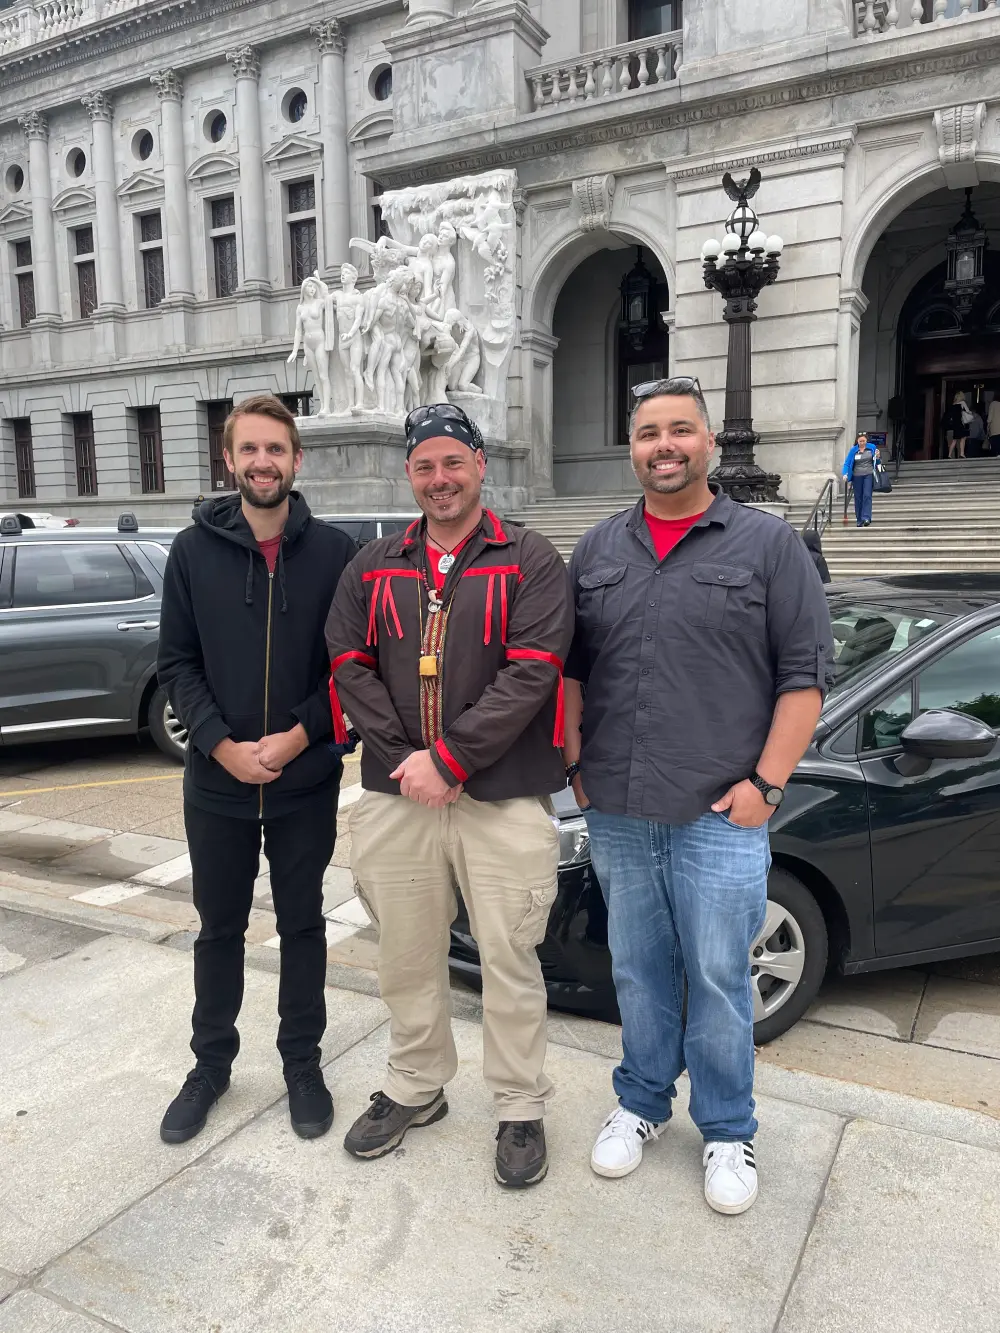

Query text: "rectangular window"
[137, 406, 164, 494]
[208, 196, 239, 298]
[628, 0, 682, 38]
[74, 225, 94, 257]
[13, 418, 35, 499]
[12, 239, 35, 328]
[279, 392, 312, 418]
[286, 178, 319, 286]
[137, 211, 165, 309]
[73, 412, 97, 497]
[71, 224, 97, 319]
[12, 542, 137, 609]
[206, 400, 235, 491]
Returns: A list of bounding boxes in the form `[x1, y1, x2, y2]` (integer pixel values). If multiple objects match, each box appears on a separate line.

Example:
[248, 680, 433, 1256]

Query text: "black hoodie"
[158, 491, 356, 819]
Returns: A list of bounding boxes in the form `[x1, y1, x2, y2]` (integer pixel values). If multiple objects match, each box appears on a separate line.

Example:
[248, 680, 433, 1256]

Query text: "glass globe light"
[701, 238, 722, 260]
[747, 229, 767, 252]
[721, 232, 741, 254]
[765, 235, 784, 256]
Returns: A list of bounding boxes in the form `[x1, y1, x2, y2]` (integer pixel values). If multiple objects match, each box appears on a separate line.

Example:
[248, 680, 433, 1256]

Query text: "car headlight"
[557, 814, 591, 868]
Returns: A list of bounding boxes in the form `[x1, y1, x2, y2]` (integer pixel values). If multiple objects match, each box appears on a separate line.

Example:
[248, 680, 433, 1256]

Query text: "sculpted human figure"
[442, 308, 482, 395]
[393, 269, 424, 413]
[461, 190, 511, 266]
[430, 222, 457, 319]
[288, 273, 332, 416]
[364, 271, 406, 415]
[329, 263, 366, 415]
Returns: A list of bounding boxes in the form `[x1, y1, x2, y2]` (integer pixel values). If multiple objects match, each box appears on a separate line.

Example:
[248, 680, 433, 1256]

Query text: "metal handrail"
[801, 477, 835, 540]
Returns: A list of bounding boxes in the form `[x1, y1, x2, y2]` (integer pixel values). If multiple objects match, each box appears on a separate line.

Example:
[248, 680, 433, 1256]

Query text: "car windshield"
[826, 603, 951, 701]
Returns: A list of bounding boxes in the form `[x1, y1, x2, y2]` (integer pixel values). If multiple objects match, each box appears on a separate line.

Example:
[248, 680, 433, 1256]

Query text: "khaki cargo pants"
[349, 790, 560, 1120]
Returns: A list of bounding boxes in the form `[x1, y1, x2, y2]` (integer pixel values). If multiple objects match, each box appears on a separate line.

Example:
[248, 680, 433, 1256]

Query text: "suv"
[0, 512, 184, 760]
[317, 514, 419, 547]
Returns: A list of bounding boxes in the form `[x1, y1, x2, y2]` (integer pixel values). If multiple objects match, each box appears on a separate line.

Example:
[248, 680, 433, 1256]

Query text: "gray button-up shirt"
[566, 486, 835, 825]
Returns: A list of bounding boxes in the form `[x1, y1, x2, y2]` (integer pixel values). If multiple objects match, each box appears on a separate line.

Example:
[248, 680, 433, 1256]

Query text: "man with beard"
[157, 395, 355, 1144]
[563, 378, 833, 1214]
[325, 403, 572, 1188]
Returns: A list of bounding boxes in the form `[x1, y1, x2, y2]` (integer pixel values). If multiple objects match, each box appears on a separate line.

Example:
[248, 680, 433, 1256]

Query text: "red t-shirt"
[257, 534, 283, 574]
[427, 533, 472, 593]
[644, 510, 706, 561]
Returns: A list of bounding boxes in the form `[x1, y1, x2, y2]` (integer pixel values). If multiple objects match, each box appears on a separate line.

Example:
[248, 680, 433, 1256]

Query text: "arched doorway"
[551, 244, 669, 495]
[855, 182, 1000, 461]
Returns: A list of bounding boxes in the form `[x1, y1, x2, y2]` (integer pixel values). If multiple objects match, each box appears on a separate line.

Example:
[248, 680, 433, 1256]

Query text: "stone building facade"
[1, 0, 999, 521]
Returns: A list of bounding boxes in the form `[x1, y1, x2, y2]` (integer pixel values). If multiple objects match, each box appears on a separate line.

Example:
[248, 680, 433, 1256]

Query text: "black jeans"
[184, 789, 337, 1075]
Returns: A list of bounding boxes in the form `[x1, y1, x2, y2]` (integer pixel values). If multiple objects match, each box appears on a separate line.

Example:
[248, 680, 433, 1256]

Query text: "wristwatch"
[750, 771, 784, 807]
[565, 761, 581, 782]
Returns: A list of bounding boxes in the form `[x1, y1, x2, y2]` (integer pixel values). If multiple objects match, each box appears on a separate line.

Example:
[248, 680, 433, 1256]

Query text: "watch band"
[565, 761, 581, 782]
[751, 771, 784, 805]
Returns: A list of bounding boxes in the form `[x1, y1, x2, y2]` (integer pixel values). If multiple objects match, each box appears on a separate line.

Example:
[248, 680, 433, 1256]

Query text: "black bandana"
[405, 406, 486, 459]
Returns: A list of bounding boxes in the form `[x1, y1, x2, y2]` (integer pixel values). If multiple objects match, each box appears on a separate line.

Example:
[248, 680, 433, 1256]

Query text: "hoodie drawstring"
[277, 540, 288, 613]
[244, 549, 254, 606]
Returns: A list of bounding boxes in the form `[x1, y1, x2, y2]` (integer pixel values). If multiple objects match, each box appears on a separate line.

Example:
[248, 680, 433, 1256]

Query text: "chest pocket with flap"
[577, 564, 627, 629]
[684, 562, 756, 631]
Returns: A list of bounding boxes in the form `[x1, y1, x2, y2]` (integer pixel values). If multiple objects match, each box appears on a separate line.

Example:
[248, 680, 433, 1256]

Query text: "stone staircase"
[507, 457, 1000, 577]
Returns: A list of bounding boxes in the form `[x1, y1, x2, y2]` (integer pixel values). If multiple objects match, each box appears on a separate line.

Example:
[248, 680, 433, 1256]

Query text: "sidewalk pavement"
[2, 900, 1000, 1333]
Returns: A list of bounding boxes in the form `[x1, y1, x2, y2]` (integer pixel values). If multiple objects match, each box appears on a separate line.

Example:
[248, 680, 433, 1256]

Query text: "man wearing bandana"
[325, 404, 573, 1187]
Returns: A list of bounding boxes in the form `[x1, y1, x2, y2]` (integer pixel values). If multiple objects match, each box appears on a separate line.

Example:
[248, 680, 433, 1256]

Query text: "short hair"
[223, 394, 301, 456]
[628, 379, 711, 438]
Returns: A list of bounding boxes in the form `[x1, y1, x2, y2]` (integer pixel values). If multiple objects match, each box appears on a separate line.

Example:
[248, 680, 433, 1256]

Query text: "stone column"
[81, 92, 125, 312]
[837, 288, 869, 463]
[150, 70, 194, 299]
[226, 45, 268, 292]
[311, 19, 351, 272]
[404, 0, 455, 23]
[17, 111, 59, 319]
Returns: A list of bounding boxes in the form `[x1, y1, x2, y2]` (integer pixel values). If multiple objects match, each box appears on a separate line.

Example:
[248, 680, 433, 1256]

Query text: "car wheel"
[751, 868, 828, 1046]
[148, 686, 188, 762]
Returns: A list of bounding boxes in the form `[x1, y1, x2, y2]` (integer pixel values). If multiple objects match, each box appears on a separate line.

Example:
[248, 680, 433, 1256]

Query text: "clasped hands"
[212, 724, 309, 785]
[391, 750, 462, 808]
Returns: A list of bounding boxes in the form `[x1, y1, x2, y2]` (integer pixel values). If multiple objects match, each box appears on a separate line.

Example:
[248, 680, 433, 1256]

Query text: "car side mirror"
[900, 709, 997, 761]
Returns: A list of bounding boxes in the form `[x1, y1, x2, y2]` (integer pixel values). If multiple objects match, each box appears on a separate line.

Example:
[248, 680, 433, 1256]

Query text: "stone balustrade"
[0, 0, 143, 56]
[525, 31, 682, 113]
[855, 0, 999, 37]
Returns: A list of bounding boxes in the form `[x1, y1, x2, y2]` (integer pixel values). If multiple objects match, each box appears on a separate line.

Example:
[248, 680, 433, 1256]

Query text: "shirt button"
[654, 569, 661, 576]
[645, 634, 652, 641]
[638, 703, 646, 710]
[636, 737, 644, 745]
[648, 602, 656, 608]
[718, 574, 725, 581]
[641, 668, 650, 675]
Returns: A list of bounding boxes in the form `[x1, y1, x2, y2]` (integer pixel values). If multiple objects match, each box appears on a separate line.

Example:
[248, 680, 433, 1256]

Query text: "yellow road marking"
[0, 774, 182, 799]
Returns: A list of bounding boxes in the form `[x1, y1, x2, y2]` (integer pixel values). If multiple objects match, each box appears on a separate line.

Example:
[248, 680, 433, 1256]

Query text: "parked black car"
[0, 513, 184, 760]
[317, 514, 419, 547]
[450, 574, 1000, 1043]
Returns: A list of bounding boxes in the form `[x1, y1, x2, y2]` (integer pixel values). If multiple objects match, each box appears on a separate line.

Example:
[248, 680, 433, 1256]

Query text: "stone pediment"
[117, 170, 164, 200]
[186, 152, 240, 184]
[348, 112, 393, 145]
[52, 185, 95, 214]
[262, 134, 323, 165]
[0, 201, 32, 229]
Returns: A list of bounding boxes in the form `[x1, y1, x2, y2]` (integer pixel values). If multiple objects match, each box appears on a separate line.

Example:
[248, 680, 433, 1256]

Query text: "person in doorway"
[966, 401, 986, 458]
[157, 395, 356, 1145]
[563, 376, 833, 1216]
[842, 432, 877, 527]
[943, 392, 972, 459]
[987, 395, 1000, 454]
[325, 403, 573, 1189]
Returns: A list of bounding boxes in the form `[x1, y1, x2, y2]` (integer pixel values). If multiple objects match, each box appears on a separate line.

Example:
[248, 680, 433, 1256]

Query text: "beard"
[634, 455, 697, 494]
[235, 470, 295, 510]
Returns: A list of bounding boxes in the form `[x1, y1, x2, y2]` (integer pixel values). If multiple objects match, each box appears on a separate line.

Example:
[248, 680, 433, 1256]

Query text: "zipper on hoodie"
[259, 569, 275, 819]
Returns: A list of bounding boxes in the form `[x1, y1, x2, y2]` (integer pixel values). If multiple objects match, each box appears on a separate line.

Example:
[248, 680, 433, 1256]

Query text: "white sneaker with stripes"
[590, 1106, 666, 1178]
[703, 1139, 759, 1214]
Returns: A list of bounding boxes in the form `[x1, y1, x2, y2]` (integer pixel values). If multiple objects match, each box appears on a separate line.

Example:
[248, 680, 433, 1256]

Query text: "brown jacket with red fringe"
[324, 509, 574, 801]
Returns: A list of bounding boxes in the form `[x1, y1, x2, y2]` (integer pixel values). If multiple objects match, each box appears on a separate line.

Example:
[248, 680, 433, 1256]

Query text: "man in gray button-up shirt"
[564, 377, 833, 1216]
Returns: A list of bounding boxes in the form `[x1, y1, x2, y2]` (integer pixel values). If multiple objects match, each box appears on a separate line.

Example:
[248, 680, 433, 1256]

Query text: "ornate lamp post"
[944, 188, 987, 322]
[701, 168, 785, 503]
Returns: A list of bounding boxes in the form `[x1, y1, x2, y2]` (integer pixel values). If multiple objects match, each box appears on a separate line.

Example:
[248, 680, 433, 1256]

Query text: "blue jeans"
[586, 809, 769, 1141]
[853, 472, 873, 524]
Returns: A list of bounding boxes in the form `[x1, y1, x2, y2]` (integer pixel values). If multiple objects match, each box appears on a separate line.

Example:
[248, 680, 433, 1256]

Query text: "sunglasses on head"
[632, 375, 703, 401]
[404, 403, 474, 435]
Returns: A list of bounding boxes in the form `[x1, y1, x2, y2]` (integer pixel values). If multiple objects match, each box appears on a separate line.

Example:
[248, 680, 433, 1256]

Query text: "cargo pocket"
[511, 881, 557, 949]
[577, 564, 628, 629]
[684, 563, 754, 630]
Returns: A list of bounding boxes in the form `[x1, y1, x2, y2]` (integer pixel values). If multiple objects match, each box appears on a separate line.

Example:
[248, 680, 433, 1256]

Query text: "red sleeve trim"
[331, 650, 377, 672]
[434, 738, 469, 783]
[505, 649, 565, 747]
[505, 648, 564, 670]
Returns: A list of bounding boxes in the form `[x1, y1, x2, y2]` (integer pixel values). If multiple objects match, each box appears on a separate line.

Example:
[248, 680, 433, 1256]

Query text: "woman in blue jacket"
[843, 433, 878, 528]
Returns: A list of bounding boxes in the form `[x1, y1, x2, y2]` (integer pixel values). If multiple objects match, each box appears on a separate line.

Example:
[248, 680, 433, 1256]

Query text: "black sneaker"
[285, 1064, 334, 1140]
[495, 1120, 548, 1188]
[160, 1068, 229, 1144]
[343, 1089, 448, 1159]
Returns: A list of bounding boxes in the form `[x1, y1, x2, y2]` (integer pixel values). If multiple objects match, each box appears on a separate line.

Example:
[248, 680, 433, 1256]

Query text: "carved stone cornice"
[226, 44, 261, 80]
[18, 111, 49, 141]
[150, 69, 183, 102]
[668, 133, 856, 183]
[369, 37, 1000, 189]
[81, 91, 114, 122]
[311, 19, 346, 56]
[571, 173, 615, 231]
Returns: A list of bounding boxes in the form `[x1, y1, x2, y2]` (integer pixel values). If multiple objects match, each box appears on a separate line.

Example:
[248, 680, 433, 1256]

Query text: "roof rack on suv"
[117, 512, 139, 533]
[0, 514, 22, 535]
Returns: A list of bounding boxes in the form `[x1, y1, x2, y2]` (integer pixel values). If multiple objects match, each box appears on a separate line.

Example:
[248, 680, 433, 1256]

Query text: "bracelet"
[565, 761, 581, 781]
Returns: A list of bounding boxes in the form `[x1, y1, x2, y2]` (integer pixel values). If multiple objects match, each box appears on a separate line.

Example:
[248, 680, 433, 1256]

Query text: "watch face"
[765, 787, 783, 806]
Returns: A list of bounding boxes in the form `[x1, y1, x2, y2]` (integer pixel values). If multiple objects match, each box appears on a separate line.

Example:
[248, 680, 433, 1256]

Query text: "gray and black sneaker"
[343, 1089, 448, 1159]
[495, 1119, 548, 1188]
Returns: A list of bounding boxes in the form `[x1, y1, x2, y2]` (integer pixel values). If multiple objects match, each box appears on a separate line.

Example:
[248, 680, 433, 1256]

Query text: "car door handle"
[117, 620, 160, 631]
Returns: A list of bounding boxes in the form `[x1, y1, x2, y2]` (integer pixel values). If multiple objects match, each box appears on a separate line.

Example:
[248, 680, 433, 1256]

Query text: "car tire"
[751, 868, 828, 1046]
[147, 685, 188, 763]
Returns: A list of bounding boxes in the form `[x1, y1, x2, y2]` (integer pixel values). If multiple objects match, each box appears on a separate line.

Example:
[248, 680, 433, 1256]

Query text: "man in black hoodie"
[157, 394, 355, 1144]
